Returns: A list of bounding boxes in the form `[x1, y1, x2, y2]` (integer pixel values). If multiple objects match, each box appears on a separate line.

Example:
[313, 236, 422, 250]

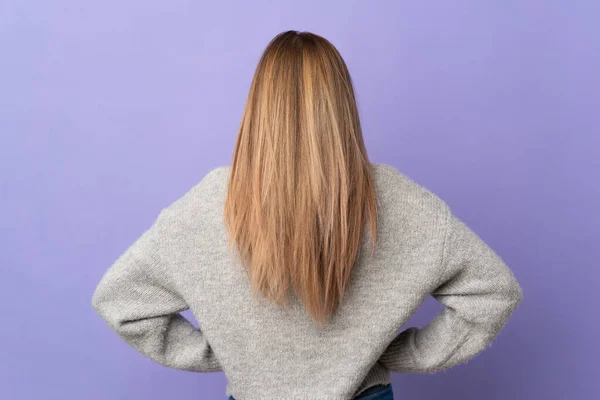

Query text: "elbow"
[502, 283, 523, 320]
[91, 284, 105, 314]
[500, 271, 524, 312]
[493, 282, 523, 330]
[91, 289, 99, 311]
[91, 290, 109, 327]
[91, 285, 115, 327]
[508, 280, 524, 309]
[480, 281, 523, 332]
[515, 284, 524, 305]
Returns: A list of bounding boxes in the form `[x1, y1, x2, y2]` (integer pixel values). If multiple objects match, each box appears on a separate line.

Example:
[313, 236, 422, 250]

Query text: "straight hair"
[223, 30, 378, 325]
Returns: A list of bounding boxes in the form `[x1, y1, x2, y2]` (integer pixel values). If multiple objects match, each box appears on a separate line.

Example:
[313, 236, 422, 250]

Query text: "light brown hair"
[223, 30, 378, 325]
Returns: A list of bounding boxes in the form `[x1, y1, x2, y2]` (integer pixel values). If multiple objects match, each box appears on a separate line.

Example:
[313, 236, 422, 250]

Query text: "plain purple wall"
[1, 1, 597, 399]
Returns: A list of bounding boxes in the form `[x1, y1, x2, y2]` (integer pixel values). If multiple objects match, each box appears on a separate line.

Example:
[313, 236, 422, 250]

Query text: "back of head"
[224, 30, 378, 325]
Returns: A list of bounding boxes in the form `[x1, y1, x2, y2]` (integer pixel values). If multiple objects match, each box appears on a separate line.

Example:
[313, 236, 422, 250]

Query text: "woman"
[92, 30, 523, 400]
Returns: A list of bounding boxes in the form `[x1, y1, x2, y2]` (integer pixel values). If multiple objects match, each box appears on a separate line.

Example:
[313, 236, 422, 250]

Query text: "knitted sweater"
[91, 163, 523, 400]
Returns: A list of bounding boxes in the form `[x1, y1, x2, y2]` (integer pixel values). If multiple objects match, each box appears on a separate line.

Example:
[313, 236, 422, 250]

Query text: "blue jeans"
[227, 383, 393, 400]
[353, 383, 394, 399]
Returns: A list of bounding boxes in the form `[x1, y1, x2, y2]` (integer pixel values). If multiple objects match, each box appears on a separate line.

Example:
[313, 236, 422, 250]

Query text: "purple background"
[1, 1, 597, 399]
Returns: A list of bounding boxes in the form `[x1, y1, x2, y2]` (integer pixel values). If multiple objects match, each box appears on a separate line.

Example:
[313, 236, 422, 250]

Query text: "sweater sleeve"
[91, 208, 223, 372]
[379, 209, 523, 373]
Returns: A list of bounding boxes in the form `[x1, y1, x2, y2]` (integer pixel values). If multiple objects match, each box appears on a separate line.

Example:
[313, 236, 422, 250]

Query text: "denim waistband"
[227, 383, 393, 400]
[354, 383, 392, 399]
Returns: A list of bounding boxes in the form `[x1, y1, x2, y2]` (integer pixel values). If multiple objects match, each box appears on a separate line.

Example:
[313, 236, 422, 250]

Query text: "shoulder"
[159, 165, 230, 222]
[371, 162, 450, 216]
[200, 165, 230, 185]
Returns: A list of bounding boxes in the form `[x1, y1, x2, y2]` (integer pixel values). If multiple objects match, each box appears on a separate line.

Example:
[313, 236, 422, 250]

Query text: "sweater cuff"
[379, 327, 420, 372]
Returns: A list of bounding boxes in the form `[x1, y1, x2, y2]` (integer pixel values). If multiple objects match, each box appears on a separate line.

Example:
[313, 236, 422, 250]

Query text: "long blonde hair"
[223, 30, 378, 325]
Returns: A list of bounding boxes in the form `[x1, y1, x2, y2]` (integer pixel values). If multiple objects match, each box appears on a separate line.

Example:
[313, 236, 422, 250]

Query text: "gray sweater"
[91, 163, 523, 400]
